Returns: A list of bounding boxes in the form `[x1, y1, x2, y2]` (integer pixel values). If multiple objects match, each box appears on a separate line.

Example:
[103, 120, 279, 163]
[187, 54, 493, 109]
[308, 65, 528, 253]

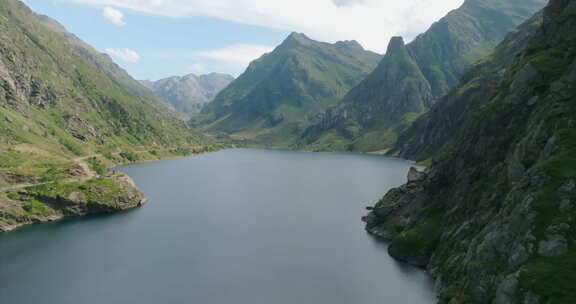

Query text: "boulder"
[407, 167, 426, 183]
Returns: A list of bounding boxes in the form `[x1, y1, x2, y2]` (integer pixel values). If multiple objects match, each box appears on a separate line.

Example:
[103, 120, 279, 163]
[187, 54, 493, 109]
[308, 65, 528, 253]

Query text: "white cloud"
[332, 0, 365, 7]
[102, 6, 126, 26]
[188, 63, 206, 74]
[105, 48, 141, 63]
[195, 44, 274, 68]
[65, 0, 464, 53]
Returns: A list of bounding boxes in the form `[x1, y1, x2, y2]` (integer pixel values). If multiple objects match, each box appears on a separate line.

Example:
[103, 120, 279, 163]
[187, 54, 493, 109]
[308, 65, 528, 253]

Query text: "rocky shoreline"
[0, 173, 147, 233]
[362, 1, 576, 302]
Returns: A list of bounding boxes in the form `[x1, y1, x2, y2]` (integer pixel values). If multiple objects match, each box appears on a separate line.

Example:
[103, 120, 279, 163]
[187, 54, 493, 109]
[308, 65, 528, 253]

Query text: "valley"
[1, 0, 575, 303]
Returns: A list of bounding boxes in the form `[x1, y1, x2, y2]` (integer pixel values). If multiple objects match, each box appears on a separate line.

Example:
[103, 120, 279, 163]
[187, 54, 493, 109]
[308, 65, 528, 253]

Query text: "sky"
[24, 0, 464, 81]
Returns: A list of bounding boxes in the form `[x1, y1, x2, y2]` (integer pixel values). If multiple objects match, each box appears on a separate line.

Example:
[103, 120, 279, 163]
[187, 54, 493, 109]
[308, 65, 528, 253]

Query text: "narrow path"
[0, 146, 206, 193]
[0, 155, 100, 193]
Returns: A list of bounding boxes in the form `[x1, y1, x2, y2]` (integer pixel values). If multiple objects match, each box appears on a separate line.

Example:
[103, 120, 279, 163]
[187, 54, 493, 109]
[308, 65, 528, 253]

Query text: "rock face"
[142, 73, 234, 115]
[200, 32, 382, 146]
[299, 0, 547, 152]
[364, 1, 576, 303]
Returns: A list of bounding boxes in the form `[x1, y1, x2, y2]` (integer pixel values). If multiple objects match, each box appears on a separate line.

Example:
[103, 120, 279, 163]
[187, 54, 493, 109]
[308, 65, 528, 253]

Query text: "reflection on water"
[0, 149, 435, 304]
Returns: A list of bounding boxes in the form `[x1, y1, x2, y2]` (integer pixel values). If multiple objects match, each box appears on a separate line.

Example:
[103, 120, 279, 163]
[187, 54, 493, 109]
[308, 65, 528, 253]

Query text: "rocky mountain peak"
[385, 36, 406, 55]
[281, 32, 314, 48]
[335, 40, 365, 50]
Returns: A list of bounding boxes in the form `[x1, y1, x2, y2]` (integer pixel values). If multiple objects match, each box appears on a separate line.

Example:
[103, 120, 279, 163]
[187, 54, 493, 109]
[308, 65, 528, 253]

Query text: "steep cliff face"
[299, 0, 547, 152]
[408, 0, 548, 97]
[300, 37, 433, 151]
[364, 1, 576, 303]
[391, 12, 545, 161]
[143, 73, 234, 115]
[200, 33, 381, 146]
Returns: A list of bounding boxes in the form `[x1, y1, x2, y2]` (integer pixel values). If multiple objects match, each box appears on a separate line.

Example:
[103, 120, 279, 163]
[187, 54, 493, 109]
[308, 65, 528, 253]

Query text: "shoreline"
[0, 147, 217, 234]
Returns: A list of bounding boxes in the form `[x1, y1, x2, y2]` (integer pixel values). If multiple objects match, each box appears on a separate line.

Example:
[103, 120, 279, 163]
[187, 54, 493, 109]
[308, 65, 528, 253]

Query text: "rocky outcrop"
[364, 1, 576, 303]
[0, 173, 146, 232]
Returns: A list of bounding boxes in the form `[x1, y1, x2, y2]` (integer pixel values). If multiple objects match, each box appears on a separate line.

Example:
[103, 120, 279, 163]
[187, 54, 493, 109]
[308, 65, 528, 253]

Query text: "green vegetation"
[22, 199, 53, 217]
[87, 157, 107, 176]
[301, 0, 545, 153]
[0, 150, 76, 185]
[0, 217, 17, 225]
[364, 1, 574, 303]
[0, 0, 216, 231]
[200, 32, 382, 146]
[59, 138, 84, 156]
[390, 216, 443, 259]
[119, 152, 139, 162]
[520, 249, 576, 304]
[29, 178, 123, 203]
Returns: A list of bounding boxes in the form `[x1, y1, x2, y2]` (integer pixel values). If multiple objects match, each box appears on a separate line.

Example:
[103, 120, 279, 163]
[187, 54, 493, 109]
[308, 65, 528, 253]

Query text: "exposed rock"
[508, 243, 531, 267]
[362, 1, 573, 303]
[143, 73, 234, 115]
[408, 167, 426, 183]
[538, 235, 568, 257]
[522, 291, 540, 304]
[558, 180, 575, 196]
[493, 273, 519, 304]
[559, 199, 573, 212]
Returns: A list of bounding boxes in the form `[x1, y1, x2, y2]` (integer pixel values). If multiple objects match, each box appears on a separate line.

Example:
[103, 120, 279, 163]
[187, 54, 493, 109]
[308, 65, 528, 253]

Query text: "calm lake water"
[0, 149, 434, 304]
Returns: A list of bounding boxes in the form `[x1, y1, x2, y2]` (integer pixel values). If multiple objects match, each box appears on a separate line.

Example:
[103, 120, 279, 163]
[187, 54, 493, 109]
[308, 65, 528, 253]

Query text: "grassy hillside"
[199, 33, 381, 147]
[0, 0, 218, 231]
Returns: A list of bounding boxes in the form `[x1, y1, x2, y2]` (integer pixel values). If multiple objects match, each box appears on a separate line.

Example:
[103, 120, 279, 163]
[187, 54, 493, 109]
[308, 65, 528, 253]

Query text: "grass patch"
[87, 157, 107, 175]
[520, 248, 576, 304]
[29, 177, 123, 203]
[22, 199, 53, 217]
[391, 215, 443, 258]
[119, 151, 139, 162]
[0, 216, 17, 225]
[59, 138, 84, 156]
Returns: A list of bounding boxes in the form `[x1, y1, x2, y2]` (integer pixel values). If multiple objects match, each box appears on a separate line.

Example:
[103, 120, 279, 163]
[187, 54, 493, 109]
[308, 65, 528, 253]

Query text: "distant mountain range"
[199, 33, 382, 146]
[141, 73, 234, 115]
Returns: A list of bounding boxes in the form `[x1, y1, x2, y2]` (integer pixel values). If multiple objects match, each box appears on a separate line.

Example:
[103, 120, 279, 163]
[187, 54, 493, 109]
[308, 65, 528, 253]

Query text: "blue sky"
[25, 1, 287, 80]
[24, 0, 463, 81]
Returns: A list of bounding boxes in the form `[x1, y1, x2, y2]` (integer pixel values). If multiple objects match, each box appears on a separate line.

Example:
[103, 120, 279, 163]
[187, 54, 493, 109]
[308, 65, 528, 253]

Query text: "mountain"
[200, 33, 382, 146]
[142, 73, 234, 115]
[299, 0, 548, 152]
[0, 0, 216, 231]
[364, 1, 575, 302]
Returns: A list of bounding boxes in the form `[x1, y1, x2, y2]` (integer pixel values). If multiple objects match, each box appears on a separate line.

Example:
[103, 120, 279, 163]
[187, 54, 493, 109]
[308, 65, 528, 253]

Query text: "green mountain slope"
[0, 0, 215, 231]
[200, 33, 382, 146]
[299, 0, 547, 152]
[364, 0, 576, 302]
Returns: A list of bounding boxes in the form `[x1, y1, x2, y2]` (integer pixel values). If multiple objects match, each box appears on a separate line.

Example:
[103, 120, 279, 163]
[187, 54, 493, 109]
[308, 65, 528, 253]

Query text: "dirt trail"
[0, 146, 204, 193]
[0, 155, 100, 193]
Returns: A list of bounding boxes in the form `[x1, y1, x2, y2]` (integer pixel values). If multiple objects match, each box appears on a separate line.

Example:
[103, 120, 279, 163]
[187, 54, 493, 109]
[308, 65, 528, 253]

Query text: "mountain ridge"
[299, 0, 548, 152]
[142, 72, 234, 115]
[200, 32, 382, 146]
